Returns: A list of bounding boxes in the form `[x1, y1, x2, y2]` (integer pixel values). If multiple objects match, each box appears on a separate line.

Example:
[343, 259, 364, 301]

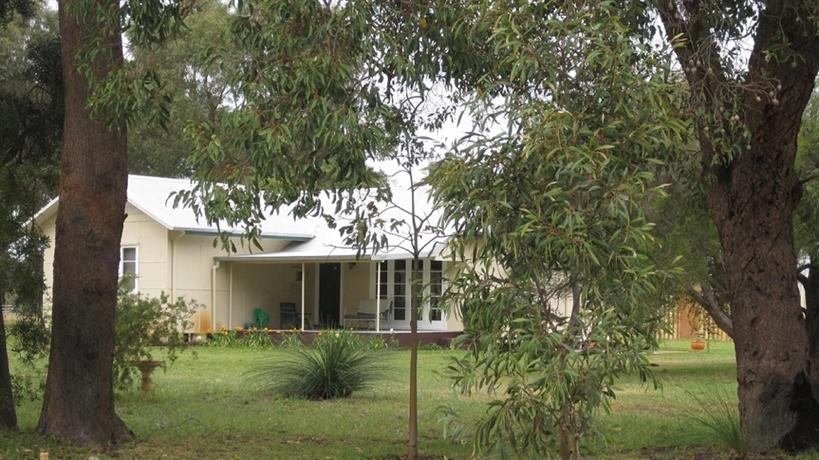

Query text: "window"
[414, 260, 424, 320]
[119, 246, 138, 293]
[378, 261, 388, 300]
[429, 260, 443, 321]
[393, 260, 406, 321]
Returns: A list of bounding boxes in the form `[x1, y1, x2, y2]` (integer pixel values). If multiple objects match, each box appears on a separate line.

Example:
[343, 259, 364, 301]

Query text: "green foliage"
[796, 88, 819, 257]
[0, 0, 36, 24]
[423, 2, 686, 457]
[364, 335, 399, 351]
[64, 0, 189, 129]
[209, 328, 240, 347]
[249, 330, 383, 400]
[113, 287, 198, 391]
[207, 327, 276, 348]
[0, 8, 60, 418]
[277, 330, 303, 349]
[173, 0, 402, 252]
[240, 327, 273, 348]
[418, 342, 444, 351]
[682, 389, 744, 455]
[127, 0, 237, 177]
[8, 314, 48, 367]
[5, 321, 47, 407]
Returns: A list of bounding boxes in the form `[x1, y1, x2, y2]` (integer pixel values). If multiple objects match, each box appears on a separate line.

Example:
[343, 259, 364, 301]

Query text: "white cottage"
[33, 175, 463, 334]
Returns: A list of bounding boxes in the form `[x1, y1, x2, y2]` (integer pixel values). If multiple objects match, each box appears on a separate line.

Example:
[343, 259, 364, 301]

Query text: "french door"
[372, 259, 447, 330]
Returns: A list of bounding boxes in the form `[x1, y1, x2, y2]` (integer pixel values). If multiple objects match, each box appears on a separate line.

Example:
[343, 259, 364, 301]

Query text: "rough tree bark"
[0, 289, 17, 430]
[36, 0, 133, 444]
[658, 0, 819, 452]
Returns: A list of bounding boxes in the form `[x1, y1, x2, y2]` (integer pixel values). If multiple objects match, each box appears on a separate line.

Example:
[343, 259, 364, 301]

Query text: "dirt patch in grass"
[611, 446, 795, 460]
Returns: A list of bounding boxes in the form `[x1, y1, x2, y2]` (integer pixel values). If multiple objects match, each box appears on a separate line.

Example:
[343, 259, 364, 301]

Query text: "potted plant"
[687, 306, 707, 351]
[132, 359, 165, 394]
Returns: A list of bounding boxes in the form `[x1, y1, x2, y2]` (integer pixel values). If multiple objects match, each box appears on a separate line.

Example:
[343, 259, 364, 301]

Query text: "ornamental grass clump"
[249, 330, 383, 400]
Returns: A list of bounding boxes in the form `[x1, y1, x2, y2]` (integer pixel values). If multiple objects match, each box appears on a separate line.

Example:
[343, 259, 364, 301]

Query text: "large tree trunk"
[705, 69, 819, 452]
[658, 0, 819, 451]
[0, 290, 17, 430]
[708, 170, 810, 451]
[36, 0, 132, 444]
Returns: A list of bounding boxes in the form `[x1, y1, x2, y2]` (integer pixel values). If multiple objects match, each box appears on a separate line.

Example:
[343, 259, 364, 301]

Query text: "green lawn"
[0, 340, 808, 459]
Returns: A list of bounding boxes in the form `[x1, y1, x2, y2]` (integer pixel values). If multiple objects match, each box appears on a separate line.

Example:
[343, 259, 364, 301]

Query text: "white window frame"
[119, 245, 139, 293]
[369, 259, 449, 329]
[428, 260, 444, 323]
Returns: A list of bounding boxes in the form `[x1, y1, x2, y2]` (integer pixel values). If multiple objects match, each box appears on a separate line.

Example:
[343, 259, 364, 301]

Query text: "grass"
[0, 339, 810, 459]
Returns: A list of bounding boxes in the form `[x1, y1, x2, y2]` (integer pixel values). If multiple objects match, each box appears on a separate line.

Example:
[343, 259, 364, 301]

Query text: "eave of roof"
[30, 175, 316, 241]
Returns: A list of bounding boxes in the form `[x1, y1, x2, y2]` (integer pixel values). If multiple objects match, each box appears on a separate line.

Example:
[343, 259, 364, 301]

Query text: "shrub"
[683, 389, 744, 455]
[8, 314, 49, 365]
[210, 327, 239, 347]
[7, 303, 50, 404]
[114, 287, 199, 391]
[277, 330, 303, 349]
[250, 330, 383, 400]
[240, 327, 273, 348]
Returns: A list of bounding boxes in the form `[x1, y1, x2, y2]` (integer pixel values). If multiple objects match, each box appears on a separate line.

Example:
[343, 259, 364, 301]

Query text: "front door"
[318, 263, 341, 327]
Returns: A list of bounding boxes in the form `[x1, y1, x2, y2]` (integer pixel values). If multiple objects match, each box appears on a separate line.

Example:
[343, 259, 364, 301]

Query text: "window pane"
[429, 261, 443, 322]
[430, 300, 442, 321]
[393, 306, 405, 321]
[123, 261, 137, 276]
[122, 247, 136, 262]
[119, 247, 138, 292]
[394, 261, 405, 320]
[378, 262, 388, 299]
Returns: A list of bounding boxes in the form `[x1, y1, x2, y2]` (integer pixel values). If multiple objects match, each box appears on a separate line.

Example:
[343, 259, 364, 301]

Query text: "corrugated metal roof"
[33, 174, 451, 260]
[33, 175, 315, 240]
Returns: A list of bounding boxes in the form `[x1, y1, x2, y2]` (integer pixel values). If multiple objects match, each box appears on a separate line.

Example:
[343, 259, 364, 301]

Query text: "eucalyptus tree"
[421, 3, 685, 457]
[175, 0, 399, 248]
[335, 94, 453, 459]
[38, 0, 187, 444]
[393, 0, 819, 451]
[171, 3, 430, 457]
[646, 1, 819, 450]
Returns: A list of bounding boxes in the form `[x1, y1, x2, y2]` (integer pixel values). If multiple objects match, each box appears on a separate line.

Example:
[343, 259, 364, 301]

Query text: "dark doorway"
[318, 263, 341, 327]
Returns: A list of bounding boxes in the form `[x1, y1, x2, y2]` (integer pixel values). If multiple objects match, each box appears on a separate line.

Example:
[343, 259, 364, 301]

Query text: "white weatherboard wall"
[41, 204, 170, 304]
[38, 203, 296, 333]
[121, 204, 169, 299]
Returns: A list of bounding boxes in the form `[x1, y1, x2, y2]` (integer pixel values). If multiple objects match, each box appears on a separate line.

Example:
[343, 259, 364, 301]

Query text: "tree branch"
[689, 283, 734, 339]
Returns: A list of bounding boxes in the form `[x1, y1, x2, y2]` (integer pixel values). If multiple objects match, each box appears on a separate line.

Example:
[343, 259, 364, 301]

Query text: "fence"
[657, 298, 731, 342]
